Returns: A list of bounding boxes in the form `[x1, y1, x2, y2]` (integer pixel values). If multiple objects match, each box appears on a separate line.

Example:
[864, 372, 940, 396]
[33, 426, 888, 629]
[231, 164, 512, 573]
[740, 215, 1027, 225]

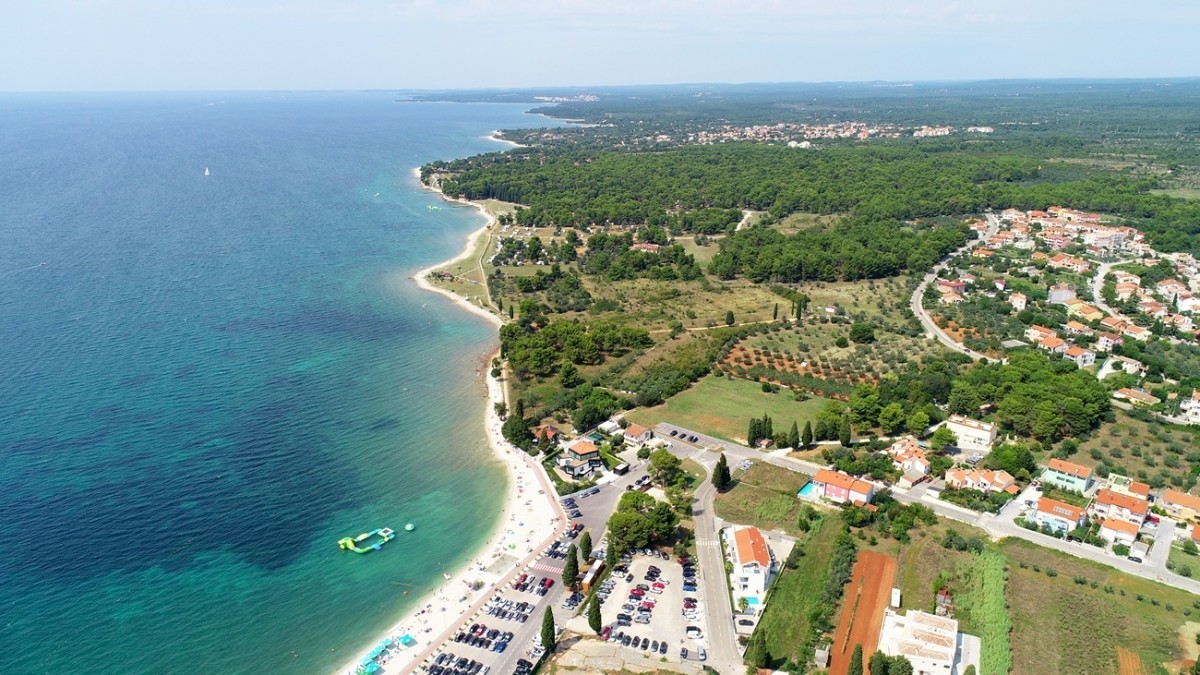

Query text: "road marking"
[696, 539, 720, 548]
[529, 561, 563, 574]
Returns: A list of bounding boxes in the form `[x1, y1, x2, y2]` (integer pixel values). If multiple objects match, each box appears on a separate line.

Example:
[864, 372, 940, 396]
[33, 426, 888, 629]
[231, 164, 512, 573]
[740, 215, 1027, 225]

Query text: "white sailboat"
[204, 167, 210, 177]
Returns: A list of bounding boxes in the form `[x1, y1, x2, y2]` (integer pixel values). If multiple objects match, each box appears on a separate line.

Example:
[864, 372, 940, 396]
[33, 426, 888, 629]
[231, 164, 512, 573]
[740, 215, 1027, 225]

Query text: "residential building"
[877, 610, 962, 675]
[1157, 279, 1189, 301]
[1123, 324, 1151, 341]
[811, 469, 875, 505]
[562, 440, 603, 477]
[1099, 519, 1139, 547]
[1048, 284, 1078, 305]
[1109, 355, 1147, 376]
[623, 424, 653, 448]
[1009, 292, 1027, 312]
[533, 424, 562, 448]
[1024, 325, 1057, 343]
[944, 468, 1020, 495]
[1181, 390, 1200, 424]
[1100, 316, 1127, 333]
[1063, 345, 1096, 368]
[726, 526, 776, 604]
[1096, 332, 1124, 352]
[630, 242, 660, 254]
[1162, 490, 1200, 521]
[944, 415, 998, 453]
[1041, 458, 1093, 493]
[1036, 335, 1067, 354]
[887, 436, 931, 477]
[937, 279, 966, 295]
[1088, 489, 1149, 527]
[1063, 320, 1093, 336]
[1034, 497, 1087, 534]
[939, 292, 965, 305]
[1114, 387, 1161, 406]
[1105, 474, 1151, 501]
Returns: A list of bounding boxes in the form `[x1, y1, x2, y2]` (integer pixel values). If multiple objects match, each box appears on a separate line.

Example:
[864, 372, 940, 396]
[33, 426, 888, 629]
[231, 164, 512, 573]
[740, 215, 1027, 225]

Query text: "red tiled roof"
[1047, 458, 1092, 479]
[1094, 489, 1149, 515]
[1037, 497, 1084, 522]
[734, 527, 771, 568]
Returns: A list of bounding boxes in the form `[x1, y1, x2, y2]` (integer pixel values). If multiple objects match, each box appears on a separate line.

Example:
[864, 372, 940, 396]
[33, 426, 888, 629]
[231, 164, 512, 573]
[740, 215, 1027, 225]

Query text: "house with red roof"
[1088, 489, 1149, 527]
[1034, 497, 1087, 534]
[725, 526, 777, 603]
[1041, 458, 1093, 493]
[811, 469, 875, 505]
[1099, 519, 1139, 547]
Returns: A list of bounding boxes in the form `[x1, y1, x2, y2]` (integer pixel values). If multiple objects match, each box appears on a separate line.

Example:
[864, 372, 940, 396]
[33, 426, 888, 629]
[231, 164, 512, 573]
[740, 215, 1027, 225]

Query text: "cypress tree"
[540, 607, 556, 652]
[788, 421, 800, 448]
[773, 303, 779, 320]
[562, 543, 579, 588]
[713, 453, 731, 491]
[839, 416, 852, 448]
[587, 593, 602, 633]
[579, 531, 592, 562]
[802, 420, 813, 448]
[848, 644, 864, 675]
[605, 539, 618, 570]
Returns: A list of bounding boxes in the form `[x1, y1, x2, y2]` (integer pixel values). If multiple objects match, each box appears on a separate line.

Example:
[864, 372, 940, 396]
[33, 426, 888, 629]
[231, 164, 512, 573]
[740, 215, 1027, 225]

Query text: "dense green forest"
[431, 143, 1200, 254]
[708, 218, 968, 282]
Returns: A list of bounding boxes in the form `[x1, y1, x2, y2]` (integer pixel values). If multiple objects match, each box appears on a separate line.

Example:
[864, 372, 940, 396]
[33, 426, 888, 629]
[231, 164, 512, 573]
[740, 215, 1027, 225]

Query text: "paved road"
[909, 213, 1003, 363]
[655, 423, 1200, 597]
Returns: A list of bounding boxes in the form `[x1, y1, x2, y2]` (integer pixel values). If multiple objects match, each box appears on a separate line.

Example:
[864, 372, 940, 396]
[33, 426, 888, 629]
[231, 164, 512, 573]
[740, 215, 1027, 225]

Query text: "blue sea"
[0, 92, 552, 674]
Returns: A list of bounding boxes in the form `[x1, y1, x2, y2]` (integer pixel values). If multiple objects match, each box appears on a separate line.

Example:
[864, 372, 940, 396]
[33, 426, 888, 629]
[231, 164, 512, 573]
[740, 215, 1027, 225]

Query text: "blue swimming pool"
[797, 483, 815, 498]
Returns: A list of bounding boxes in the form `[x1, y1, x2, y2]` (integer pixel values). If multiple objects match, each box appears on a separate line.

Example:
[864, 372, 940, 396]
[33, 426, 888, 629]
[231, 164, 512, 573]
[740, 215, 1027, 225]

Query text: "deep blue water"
[0, 92, 548, 674]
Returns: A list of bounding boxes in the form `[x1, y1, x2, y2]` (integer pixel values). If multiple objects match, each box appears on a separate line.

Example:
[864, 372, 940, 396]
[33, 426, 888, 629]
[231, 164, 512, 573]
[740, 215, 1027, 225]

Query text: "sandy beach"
[336, 173, 565, 675]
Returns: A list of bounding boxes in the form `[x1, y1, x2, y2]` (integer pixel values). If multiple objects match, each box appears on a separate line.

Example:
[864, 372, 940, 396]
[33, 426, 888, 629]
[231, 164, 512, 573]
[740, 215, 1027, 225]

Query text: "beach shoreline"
[336, 170, 564, 675]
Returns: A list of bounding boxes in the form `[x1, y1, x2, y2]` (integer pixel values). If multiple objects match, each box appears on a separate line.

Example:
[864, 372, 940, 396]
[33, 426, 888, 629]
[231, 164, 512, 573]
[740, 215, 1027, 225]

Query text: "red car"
[600, 626, 612, 640]
[629, 589, 645, 598]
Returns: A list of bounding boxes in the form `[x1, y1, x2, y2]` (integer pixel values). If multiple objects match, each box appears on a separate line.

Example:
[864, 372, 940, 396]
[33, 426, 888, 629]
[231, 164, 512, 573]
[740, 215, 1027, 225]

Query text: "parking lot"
[593, 550, 709, 664]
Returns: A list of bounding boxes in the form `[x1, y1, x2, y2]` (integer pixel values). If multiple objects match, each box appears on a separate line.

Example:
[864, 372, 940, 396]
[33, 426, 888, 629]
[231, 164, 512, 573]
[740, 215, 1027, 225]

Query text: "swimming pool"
[797, 483, 815, 498]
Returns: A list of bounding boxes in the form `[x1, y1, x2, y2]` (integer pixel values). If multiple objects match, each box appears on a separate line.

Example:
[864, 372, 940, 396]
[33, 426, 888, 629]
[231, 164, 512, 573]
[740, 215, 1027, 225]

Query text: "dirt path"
[1116, 647, 1145, 675]
[830, 551, 898, 675]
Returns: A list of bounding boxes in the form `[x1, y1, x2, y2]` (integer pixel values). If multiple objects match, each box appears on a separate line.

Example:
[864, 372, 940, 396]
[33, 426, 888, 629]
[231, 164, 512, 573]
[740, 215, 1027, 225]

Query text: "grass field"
[627, 374, 835, 444]
[862, 522, 979, 618]
[755, 517, 841, 669]
[1001, 537, 1194, 674]
[712, 461, 813, 536]
[773, 212, 840, 234]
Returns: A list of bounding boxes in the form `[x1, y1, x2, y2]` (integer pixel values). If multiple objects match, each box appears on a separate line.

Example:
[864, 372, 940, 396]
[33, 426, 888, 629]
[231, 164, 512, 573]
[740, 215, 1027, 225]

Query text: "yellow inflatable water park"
[338, 528, 396, 553]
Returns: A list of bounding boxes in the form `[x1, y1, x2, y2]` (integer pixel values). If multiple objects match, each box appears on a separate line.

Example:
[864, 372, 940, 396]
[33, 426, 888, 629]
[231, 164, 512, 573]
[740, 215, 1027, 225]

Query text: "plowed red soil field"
[829, 551, 898, 675]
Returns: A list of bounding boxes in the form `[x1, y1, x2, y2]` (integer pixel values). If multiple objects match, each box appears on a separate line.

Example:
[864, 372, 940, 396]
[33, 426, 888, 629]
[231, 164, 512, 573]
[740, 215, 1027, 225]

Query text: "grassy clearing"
[1001, 537, 1193, 674]
[756, 518, 841, 668]
[675, 236, 722, 266]
[1151, 187, 1200, 200]
[956, 550, 1012, 675]
[861, 521, 979, 617]
[713, 462, 813, 536]
[627, 374, 835, 444]
[772, 212, 840, 234]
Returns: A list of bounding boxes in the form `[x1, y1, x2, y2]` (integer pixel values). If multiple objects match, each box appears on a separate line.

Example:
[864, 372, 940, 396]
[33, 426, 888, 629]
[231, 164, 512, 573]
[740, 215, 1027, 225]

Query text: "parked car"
[680, 647, 688, 659]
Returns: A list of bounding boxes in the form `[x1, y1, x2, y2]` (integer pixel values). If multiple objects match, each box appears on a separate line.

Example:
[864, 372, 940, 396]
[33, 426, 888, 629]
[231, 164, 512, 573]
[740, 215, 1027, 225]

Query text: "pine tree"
[540, 607, 556, 652]
[839, 416, 852, 448]
[562, 544, 579, 588]
[802, 420, 813, 448]
[587, 593, 602, 633]
[848, 644, 864, 675]
[579, 531, 592, 561]
[713, 453, 731, 491]
[725, 310, 735, 326]
[788, 421, 800, 448]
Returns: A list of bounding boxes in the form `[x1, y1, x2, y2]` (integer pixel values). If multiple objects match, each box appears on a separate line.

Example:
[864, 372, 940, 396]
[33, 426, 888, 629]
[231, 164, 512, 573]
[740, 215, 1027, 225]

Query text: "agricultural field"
[719, 321, 947, 398]
[582, 275, 783, 333]
[712, 461, 814, 536]
[627, 374, 835, 445]
[754, 517, 842, 669]
[1001, 538, 1196, 675]
[860, 521, 981, 617]
[828, 551, 897, 675]
[1067, 409, 1200, 492]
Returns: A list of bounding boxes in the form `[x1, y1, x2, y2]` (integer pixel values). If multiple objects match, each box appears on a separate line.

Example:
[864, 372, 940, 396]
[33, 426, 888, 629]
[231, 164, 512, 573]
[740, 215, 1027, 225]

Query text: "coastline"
[337, 171, 565, 675]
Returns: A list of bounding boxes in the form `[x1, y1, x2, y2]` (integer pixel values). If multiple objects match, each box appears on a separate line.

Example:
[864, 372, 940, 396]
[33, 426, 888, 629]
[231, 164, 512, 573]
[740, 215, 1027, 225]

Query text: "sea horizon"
[0, 92, 556, 674]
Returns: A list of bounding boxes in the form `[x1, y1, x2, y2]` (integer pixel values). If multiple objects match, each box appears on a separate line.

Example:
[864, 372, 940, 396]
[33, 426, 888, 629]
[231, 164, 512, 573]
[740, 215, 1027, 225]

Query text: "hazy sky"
[2, 0, 1197, 91]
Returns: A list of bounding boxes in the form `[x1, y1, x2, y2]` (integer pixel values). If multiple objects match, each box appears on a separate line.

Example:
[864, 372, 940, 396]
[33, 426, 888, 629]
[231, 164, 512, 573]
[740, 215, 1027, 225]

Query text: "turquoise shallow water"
[0, 92, 551, 674]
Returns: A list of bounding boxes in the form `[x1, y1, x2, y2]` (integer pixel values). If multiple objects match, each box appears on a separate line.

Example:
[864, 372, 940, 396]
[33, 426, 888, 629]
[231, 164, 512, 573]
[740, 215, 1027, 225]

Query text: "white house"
[1098, 519, 1139, 547]
[878, 609, 963, 675]
[1088, 489, 1149, 527]
[1182, 390, 1200, 424]
[1063, 345, 1096, 368]
[622, 424, 653, 448]
[1034, 497, 1086, 534]
[726, 526, 776, 608]
[944, 415, 998, 454]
